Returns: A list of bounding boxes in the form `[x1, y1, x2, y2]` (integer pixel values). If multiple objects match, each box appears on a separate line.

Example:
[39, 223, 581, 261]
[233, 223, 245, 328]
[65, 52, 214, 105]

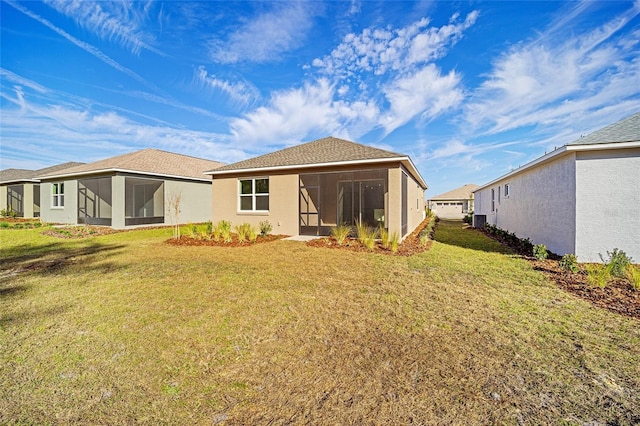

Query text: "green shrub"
[248, 226, 258, 243]
[419, 231, 430, 247]
[379, 225, 390, 249]
[533, 244, 548, 260]
[600, 248, 633, 278]
[331, 224, 352, 246]
[463, 211, 473, 224]
[235, 223, 251, 243]
[626, 265, 640, 291]
[259, 220, 272, 236]
[390, 232, 400, 253]
[355, 220, 377, 250]
[216, 220, 232, 243]
[586, 264, 611, 288]
[559, 254, 579, 273]
[0, 208, 17, 218]
[0, 221, 9, 228]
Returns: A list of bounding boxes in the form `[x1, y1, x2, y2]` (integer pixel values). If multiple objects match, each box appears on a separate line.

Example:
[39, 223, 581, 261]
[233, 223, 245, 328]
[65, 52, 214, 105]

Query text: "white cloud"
[209, 2, 317, 64]
[381, 65, 463, 134]
[230, 79, 379, 145]
[43, 0, 165, 56]
[312, 12, 477, 79]
[194, 66, 260, 107]
[464, 1, 640, 137]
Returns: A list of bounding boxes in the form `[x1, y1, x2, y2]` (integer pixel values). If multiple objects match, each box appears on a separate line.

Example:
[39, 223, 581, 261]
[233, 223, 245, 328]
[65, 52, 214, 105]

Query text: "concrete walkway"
[283, 235, 319, 242]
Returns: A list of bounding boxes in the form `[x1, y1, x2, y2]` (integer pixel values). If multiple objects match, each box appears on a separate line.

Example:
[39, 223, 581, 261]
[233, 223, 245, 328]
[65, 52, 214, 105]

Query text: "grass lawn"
[1, 221, 639, 424]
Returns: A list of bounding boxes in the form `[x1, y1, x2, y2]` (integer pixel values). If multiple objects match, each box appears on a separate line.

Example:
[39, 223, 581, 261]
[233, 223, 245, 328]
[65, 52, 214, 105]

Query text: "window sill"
[237, 211, 270, 216]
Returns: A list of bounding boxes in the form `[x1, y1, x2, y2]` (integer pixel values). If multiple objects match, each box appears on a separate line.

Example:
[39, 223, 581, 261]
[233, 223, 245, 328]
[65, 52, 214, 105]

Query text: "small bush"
[248, 226, 258, 243]
[559, 254, 579, 274]
[390, 232, 400, 253]
[259, 220, 272, 236]
[331, 224, 352, 246]
[379, 225, 390, 249]
[355, 220, 377, 251]
[600, 248, 632, 278]
[216, 220, 232, 243]
[586, 264, 611, 288]
[0, 221, 9, 228]
[419, 231, 430, 247]
[533, 244, 548, 260]
[626, 265, 640, 291]
[235, 223, 251, 243]
[0, 208, 17, 218]
[463, 211, 473, 224]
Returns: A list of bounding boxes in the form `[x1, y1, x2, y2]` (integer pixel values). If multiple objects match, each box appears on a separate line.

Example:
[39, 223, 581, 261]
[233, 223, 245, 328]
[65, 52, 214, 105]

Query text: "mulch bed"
[306, 217, 434, 256]
[530, 259, 640, 319]
[166, 234, 286, 247]
[42, 226, 120, 239]
[480, 229, 640, 320]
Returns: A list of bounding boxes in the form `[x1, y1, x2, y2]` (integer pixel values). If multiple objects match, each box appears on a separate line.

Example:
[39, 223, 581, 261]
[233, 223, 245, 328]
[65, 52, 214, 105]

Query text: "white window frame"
[238, 177, 269, 213]
[52, 182, 65, 208]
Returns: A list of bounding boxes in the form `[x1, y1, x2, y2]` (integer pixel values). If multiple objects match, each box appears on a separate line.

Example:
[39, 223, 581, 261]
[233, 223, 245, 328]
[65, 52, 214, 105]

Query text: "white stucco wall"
[575, 148, 640, 262]
[474, 153, 577, 257]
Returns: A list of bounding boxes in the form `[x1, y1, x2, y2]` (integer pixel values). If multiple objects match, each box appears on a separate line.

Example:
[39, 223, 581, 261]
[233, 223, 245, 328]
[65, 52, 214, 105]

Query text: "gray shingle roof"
[38, 149, 224, 181]
[209, 137, 405, 173]
[569, 111, 640, 146]
[429, 184, 479, 201]
[0, 162, 84, 184]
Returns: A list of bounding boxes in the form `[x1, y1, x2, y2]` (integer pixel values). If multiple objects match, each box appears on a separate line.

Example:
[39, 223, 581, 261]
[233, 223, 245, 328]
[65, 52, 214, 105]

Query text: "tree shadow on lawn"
[0, 241, 127, 285]
[432, 220, 513, 254]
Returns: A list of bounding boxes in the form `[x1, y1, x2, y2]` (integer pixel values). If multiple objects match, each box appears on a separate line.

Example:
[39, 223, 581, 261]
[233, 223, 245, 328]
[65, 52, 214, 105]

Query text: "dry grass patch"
[1, 222, 638, 424]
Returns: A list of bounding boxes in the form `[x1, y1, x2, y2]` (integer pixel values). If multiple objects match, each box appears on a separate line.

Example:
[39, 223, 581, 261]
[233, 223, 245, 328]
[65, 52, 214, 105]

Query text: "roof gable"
[429, 184, 479, 200]
[38, 149, 224, 181]
[209, 137, 405, 173]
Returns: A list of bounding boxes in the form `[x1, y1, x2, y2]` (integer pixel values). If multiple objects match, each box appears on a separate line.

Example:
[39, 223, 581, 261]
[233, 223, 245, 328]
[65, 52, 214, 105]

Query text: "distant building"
[427, 184, 478, 219]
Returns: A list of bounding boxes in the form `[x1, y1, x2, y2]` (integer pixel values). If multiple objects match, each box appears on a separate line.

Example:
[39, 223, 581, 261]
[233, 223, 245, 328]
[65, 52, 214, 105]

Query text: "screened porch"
[299, 169, 388, 236]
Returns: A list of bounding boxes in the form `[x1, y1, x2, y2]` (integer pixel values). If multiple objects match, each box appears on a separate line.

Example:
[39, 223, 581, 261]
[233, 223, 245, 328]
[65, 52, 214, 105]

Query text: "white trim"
[37, 168, 212, 182]
[237, 177, 269, 213]
[475, 141, 640, 193]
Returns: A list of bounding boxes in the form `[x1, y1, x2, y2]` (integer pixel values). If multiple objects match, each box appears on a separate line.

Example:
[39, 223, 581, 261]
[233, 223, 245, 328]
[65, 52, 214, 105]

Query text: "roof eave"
[206, 157, 428, 189]
[38, 168, 212, 182]
[474, 140, 640, 193]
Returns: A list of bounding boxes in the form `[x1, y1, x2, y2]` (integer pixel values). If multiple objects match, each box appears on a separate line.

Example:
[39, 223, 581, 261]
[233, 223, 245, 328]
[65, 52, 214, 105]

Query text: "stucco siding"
[212, 173, 299, 236]
[475, 154, 577, 256]
[0, 186, 7, 214]
[164, 179, 213, 225]
[575, 148, 640, 262]
[40, 180, 79, 225]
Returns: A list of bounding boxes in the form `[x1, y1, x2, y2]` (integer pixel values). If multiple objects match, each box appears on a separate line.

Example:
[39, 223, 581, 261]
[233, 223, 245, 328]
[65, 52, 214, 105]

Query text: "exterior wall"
[40, 179, 79, 225]
[22, 183, 35, 218]
[212, 172, 299, 236]
[474, 153, 577, 257]
[164, 179, 213, 225]
[213, 162, 426, 238]
[575, 148, 640, 262]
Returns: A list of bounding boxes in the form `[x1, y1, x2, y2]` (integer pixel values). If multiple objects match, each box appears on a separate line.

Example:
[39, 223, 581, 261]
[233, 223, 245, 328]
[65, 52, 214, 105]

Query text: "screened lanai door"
[299, 170, 387, 236]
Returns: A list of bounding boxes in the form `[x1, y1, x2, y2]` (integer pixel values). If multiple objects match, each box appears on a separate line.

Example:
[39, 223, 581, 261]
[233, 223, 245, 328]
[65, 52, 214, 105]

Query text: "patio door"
[299, 185, 320, 236]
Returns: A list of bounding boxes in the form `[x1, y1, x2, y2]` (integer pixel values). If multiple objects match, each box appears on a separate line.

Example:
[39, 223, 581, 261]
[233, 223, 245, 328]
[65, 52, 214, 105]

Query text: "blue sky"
[1, 0, 639, 197]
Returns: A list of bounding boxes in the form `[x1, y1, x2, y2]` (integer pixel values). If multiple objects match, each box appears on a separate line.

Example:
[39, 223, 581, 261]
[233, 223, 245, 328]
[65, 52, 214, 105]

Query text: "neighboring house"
[0, 162, 83, 218]
[37, 149, 224, 229]
[427, 183, 479, 219]
[473, 112, 640, 262]
[206, 137, 428, 239]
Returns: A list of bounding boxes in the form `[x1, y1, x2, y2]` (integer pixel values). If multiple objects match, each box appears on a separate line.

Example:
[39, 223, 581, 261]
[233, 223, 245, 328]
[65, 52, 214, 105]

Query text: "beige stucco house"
[0, 162, 83, 218]
[206, 137, 428, 239]
[37, 149, 224, 229]
[473, 112, 640, 262]
[427, 183, 478, 219]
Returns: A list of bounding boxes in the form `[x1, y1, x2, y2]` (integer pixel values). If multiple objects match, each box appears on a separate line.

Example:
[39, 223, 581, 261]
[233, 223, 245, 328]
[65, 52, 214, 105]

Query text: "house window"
[239, 178, 269, 212]
[498, 186, 501, 203]
[504, 184, 510, 197]
[52, 182, 64, 207]
[491, 188, 495, 212]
